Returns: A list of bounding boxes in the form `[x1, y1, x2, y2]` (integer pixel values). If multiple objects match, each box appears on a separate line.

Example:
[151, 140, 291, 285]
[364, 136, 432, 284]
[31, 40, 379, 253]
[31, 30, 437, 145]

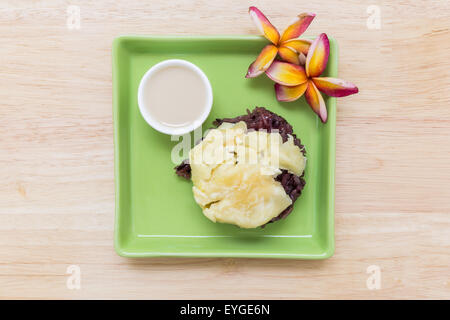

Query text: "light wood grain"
[0, 0, 449, 299]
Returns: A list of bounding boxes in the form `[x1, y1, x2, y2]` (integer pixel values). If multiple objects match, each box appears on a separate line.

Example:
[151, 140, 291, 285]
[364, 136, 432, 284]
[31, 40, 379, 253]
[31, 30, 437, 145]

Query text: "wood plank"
[0, 0, 449, 299]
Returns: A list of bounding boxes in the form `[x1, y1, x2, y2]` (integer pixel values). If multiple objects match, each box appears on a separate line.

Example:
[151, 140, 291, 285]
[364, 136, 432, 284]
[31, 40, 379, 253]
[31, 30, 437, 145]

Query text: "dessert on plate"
[175, 107, 306, 228]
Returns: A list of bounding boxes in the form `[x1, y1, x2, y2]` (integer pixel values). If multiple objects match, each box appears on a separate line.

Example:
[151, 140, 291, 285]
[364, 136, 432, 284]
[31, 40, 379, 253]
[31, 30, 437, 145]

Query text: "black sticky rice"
[175, 107, 306, 226]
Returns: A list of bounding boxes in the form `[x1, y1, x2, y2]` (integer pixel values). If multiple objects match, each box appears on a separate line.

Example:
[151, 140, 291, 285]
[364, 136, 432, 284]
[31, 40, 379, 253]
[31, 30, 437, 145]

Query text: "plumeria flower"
[266, 33, 359, 123]
[246, 6, 315, 78]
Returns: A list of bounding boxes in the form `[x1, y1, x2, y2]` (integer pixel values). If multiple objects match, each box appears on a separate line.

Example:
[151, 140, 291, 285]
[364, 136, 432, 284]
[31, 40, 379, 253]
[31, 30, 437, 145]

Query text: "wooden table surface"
[1, 0, 449, 299]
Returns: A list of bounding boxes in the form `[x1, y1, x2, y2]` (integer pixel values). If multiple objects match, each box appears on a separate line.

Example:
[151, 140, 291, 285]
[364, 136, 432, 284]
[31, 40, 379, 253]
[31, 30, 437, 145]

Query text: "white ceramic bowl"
[137, 59, 213, 135]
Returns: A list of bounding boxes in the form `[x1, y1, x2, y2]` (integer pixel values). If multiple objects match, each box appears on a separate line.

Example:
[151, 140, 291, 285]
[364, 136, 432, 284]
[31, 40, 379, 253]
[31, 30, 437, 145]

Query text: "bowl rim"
[137, 59, 213, 135]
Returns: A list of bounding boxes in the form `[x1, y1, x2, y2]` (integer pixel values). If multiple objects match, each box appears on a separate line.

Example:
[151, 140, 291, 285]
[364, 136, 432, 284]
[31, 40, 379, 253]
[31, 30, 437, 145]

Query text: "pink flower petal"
[306, 33, 330, 77]
[281, 39, 312, 55]
[245, 45, 278, 78]
[275, 82, 308, 102]
[249, 6, 280, 45]
[265, 61, 307, 86]
[304, 80, 327, 123]
[280, 13, 316, 43]
[312, 77, 359, 97]
[278, 46, 300, 65]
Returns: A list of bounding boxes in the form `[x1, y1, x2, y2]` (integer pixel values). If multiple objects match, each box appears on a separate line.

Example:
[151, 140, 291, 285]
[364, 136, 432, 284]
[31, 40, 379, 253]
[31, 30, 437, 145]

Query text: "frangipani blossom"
[267, 33, 358, 123]
[246, 7, 315, 78]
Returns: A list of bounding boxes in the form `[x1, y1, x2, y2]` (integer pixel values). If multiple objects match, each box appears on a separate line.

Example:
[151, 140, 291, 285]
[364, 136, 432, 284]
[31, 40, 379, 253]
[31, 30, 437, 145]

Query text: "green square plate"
[113, 35, 336, 259]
